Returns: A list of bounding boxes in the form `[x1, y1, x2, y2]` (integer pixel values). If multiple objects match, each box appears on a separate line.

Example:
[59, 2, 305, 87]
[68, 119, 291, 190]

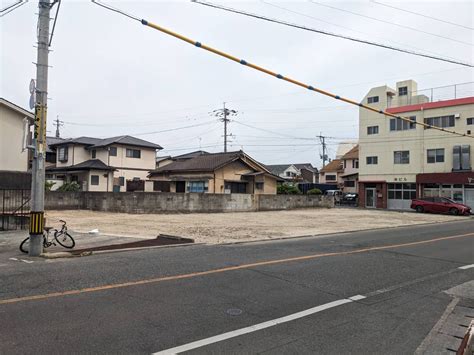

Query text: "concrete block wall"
[45, 192, 334, 213]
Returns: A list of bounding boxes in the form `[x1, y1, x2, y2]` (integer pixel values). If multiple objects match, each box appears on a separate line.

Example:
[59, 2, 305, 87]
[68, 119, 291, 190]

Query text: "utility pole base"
[29, 234, 43, 256]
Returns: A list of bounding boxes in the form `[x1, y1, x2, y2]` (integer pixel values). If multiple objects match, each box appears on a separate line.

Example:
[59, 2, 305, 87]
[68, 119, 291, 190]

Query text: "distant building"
[318, 159, 344, 186]
[156, 150, 209, 168]
[148, 150, 281, 194]
[266, 163, 318, 183]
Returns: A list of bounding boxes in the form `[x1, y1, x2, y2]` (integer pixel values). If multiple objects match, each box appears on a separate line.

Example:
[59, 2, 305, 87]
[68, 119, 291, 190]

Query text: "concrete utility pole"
[210, 103, 237, 153]
[54, 116, 63, 138]
[29, 0, 52, 256]
[317, 133, 328, 168]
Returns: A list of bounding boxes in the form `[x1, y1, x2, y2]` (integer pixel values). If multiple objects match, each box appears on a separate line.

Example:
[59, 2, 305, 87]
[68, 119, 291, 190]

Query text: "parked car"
[342, 193, 359, 205]
[324, 190, 343, 197]
[410, 197, 472, 215]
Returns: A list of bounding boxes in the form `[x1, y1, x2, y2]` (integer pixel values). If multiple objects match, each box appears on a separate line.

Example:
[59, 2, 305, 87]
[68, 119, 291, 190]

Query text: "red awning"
[416, 172, 474, 184]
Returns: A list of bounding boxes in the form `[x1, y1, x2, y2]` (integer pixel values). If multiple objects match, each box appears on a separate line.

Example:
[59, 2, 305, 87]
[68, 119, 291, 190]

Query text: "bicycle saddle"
[44, 226, 53, 232]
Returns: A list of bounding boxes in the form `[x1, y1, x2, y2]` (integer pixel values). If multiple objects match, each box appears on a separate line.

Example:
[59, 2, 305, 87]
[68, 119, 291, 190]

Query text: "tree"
[277, 184, 301, 195]
[307, 188, 322, 195]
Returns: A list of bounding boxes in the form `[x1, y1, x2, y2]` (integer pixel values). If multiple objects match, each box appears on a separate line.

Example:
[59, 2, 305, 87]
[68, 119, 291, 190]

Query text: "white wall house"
[46, 135, 162, 192]
[0, 98, 33, 172]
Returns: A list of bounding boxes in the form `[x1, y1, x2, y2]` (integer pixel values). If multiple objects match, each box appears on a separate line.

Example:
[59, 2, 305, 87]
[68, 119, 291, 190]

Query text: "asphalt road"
[1, 219, 473, 354]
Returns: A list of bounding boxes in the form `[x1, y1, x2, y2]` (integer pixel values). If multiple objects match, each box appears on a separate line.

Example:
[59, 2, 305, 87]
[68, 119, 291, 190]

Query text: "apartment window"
[109, 147, 117, 156]
[367, 126, 379, 135]
[427, 149, 445, 163]
[390, 116, 416, 131]
[398, 86, 408, 96]
[366, 156, 378, 165]
[256, 182, 264, 190]
[326, 175, 336, 181]
[353, 159, 359, 169]
[367, 96, 379, 104]
[58, 147, 68, 162]
[425, 115, 455, 129]
[91, 150, 96, 159]
[344, 180, 355, 187]
[467, 117, 474, 125]
[126, 148, 141, 158]
[90, 175, 99, 185]
[119, 176, 125, 186]
[188, 181, 207, 193]
[343, 160, 347, 169]
[453, 145, 471, 171]
[394, 151, 410, 164]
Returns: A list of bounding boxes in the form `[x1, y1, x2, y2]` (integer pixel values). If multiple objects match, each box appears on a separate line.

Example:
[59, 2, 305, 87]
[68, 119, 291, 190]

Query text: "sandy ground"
[44, 208, 467, 244]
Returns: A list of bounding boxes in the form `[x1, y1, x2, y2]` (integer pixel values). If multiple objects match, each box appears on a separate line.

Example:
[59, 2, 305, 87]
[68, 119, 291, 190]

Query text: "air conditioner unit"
[454, 114, 461, 119]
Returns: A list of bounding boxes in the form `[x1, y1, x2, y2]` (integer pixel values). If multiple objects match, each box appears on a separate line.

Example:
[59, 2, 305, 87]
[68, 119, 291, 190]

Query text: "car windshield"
[441, 198, 456, 204]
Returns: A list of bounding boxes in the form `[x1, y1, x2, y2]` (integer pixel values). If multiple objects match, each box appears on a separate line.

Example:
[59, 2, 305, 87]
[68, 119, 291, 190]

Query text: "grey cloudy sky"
[2, 0, 473, 167]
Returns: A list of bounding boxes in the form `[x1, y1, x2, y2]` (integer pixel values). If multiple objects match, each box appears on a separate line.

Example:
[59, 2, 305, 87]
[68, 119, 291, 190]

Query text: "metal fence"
[1, 189, 30, 231]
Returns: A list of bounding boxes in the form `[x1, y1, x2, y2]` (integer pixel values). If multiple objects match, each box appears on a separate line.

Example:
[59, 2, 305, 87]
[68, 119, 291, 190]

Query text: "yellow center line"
[1, 232, 473, 306]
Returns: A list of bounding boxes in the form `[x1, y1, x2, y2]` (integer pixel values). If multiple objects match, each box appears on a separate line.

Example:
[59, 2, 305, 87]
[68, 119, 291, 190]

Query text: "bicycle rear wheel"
[19, 237, 30, 253]
[54, 231, 75, 249]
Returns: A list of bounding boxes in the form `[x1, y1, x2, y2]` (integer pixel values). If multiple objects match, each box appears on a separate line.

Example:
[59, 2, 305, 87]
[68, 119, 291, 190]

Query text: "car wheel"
[415, 205, 424, 213]
[449, 208, 459, 215]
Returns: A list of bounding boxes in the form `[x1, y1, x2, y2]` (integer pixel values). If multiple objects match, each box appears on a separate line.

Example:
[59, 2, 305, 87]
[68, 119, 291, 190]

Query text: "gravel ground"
[43, 208, 467, 244]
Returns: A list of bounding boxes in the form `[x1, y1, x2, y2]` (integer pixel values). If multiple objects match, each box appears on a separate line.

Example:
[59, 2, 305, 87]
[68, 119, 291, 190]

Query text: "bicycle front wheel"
[54, 231, 75, 249]
[19, 237, 30, 253]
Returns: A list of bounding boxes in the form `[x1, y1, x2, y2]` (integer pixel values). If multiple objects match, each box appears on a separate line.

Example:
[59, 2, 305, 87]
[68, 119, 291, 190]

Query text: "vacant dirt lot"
[44, 208, 466, 244]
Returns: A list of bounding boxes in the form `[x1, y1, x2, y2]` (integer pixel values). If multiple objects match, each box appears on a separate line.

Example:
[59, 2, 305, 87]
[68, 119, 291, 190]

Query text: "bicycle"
[20, 219, 75, 253]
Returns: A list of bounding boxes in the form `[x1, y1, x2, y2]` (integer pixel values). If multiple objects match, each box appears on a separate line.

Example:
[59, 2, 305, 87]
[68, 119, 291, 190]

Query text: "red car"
[411, 197, 472, 215]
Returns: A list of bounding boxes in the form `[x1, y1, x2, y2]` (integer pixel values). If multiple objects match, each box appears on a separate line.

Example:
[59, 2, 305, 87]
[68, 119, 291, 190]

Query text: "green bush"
[57, 181, 81, 192]
[307, 188, 322, 195]
[277, 184, 301, 195]
[44, 181, 56, 192]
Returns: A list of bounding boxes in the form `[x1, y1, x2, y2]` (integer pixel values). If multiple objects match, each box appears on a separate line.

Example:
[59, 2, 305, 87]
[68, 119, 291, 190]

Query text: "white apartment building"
[359, 80, 474, 210]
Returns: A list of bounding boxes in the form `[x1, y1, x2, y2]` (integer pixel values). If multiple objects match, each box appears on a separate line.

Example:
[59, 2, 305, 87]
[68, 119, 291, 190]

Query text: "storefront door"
[465, 189, 474, 210]
[366, 188, 376, 208]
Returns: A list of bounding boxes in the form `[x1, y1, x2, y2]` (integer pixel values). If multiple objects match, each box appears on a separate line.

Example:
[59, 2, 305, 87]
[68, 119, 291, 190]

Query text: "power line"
[0, 0, 28, 17]
[191, 0, 473, 68]
[309, 1, 473, 47]
[370, 0, 474, 31]
[260, 0, 464, 63]
[91, 1, 473, 139]
[130, 121, 216, 136]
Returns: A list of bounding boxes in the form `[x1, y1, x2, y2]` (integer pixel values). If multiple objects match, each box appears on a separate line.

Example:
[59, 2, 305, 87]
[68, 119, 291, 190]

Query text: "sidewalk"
[0, 229, 157, 257]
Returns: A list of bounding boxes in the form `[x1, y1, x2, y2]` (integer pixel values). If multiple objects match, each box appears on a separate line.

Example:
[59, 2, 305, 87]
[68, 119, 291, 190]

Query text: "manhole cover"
[226, 308, 243, 316]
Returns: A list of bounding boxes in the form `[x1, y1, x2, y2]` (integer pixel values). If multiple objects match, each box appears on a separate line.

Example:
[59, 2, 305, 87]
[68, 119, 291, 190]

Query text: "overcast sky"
[2, 0, 473, 167]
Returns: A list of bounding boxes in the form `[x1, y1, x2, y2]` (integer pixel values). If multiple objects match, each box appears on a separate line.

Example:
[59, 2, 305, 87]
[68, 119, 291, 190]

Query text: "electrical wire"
[48, 0, 61, 46]
[309, 1, 473, 47]
[129, 121, 216, 136]
[91, 0, 473, 140]
[0, 0, 27, 17]
[261, 0, 464, 63]
[192, 0, 473, 68]
[370, 0, 474, 31]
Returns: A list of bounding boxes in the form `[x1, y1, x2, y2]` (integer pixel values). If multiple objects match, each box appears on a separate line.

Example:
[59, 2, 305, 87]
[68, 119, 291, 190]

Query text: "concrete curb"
[218, 218, 473, 246]
[40, 242, 206, 259]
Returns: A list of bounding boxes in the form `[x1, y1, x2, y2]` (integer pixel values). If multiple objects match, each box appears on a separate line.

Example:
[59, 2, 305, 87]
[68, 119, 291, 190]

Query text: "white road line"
[20, 259, 34, 264]
[348, 294, 366, 301]
[153, 297, 360, 354]
[9, 258, 18, 261]
[458, 264, 474, 270]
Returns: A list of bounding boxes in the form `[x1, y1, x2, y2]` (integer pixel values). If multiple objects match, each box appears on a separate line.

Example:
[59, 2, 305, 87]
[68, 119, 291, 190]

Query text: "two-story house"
[340, 145, 359, 193]
[47, 135, 162, 192]
[358, 79, 474, 210]
[0, 98, 33, 188]
[266, 163, 318, 183]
